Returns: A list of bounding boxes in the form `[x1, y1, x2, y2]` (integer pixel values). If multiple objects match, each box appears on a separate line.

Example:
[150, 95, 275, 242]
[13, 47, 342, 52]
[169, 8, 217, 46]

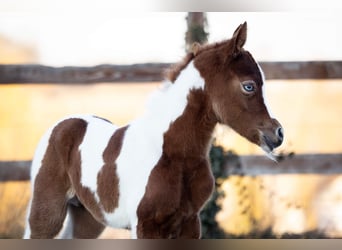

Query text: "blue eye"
[243, 84, 254, 92]
[241, 81, 256, 94]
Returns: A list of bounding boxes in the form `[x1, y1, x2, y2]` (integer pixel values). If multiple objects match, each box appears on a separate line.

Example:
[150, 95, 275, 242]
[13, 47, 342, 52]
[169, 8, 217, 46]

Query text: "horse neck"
[144, 61, 205, 130]
[146, 61, 205, 118]
[156, 61, 217, 159]
[163, 88, 216, 159]
[139, 60, 216, 158]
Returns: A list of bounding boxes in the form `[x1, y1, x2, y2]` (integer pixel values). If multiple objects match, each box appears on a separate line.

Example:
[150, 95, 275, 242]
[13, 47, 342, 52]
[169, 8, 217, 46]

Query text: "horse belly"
[110, 121, 165, 230]
[77, 116, 165, 232]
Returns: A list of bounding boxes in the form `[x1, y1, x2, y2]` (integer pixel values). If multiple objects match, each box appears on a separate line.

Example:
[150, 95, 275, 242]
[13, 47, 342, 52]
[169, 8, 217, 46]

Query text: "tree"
[185, 12, 209, 53]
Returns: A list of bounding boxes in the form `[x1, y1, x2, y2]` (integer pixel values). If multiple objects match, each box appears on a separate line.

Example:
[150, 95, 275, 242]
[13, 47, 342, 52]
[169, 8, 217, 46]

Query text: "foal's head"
[193, 22, 283, 156]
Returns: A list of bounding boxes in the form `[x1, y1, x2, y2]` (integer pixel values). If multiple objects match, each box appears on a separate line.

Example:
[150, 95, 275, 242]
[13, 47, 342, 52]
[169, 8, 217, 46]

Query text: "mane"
[198, 39, 231, 53]
[147, 59, 204, 119]
[164, 53, 194, 83]
[164, 38, 234, 83]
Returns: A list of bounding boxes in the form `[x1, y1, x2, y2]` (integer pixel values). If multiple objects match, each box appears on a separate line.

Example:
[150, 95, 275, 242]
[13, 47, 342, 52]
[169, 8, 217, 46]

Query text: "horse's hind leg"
[67, 197, 105, 238]
[27, 166, 70, 238]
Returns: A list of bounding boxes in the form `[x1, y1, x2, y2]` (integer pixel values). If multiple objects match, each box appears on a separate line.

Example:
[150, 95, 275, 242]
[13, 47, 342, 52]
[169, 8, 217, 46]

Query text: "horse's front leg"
[137, 210, 182, 239]
[136, 161, 183, 238]
[173, 160, 214, 239]
[188, 160, 215, 212]
[159, 211, 201, 239]
[178, 214, 201, 238]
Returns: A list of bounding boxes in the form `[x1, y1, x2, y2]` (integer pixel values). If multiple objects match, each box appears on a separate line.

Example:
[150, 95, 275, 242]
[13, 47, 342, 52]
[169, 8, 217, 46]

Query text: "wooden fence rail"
[1, 154, 342, 182]
[0, 61, 342, 84]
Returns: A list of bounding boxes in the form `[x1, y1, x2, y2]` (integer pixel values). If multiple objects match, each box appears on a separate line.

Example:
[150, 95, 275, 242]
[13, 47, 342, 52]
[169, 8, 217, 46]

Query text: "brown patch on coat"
[137, 89, 216, 238]
[163, 89, 216, 158]
[97, 126, 128, 213]
[58, 119, 105, 224]
[28, 118, 88, 238]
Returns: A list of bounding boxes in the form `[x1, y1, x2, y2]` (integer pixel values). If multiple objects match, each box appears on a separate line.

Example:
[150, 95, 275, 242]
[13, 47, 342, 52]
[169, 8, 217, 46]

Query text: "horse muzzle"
[258, 120, 284, 154]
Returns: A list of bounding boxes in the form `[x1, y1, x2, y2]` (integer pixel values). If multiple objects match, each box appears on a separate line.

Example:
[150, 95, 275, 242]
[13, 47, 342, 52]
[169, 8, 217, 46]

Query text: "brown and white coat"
[24, 22, 283, 239]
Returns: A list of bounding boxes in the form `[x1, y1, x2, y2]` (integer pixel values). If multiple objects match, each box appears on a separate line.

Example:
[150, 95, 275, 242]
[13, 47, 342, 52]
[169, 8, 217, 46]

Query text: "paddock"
[1, 76, 342, 238]
[0, 11, 341, 238]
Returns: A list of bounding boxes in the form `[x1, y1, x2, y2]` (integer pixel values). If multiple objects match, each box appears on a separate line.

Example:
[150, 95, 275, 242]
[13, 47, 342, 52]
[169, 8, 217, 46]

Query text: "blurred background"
[0, 3, 342, 238]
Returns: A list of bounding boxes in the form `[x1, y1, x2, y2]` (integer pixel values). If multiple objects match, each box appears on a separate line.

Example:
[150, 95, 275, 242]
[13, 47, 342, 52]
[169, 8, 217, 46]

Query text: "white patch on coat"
[257, 62, 274, 118]
[25, 61, 206, 239]
[103, 61, 206, 236]
[29, 125, 55, 183]
[78, 116, 118, 200]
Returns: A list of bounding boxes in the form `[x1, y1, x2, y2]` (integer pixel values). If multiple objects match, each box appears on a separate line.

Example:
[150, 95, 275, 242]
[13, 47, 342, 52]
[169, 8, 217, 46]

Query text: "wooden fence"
[0, 61, 342, 83]
[0, 60, 341, 180]
[1, 61, 342, 239]
[1, 153, 342, 182]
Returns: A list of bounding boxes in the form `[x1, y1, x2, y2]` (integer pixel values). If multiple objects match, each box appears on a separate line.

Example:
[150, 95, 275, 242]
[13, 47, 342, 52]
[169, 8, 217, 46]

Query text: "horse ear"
[231, 22, 247, 56]
[191, 42, 201, 56]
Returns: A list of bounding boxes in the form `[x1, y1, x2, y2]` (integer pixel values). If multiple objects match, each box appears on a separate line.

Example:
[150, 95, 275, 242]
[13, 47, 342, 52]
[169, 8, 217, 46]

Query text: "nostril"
[276, 127, 284, 141]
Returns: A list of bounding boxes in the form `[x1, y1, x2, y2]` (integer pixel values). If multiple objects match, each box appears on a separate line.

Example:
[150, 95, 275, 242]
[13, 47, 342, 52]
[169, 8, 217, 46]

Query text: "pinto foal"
[24, 22, 283, 239]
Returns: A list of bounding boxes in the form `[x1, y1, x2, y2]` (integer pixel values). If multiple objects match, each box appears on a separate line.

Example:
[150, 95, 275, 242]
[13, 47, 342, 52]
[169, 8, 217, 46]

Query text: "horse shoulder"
[137, 154, 183, 219]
